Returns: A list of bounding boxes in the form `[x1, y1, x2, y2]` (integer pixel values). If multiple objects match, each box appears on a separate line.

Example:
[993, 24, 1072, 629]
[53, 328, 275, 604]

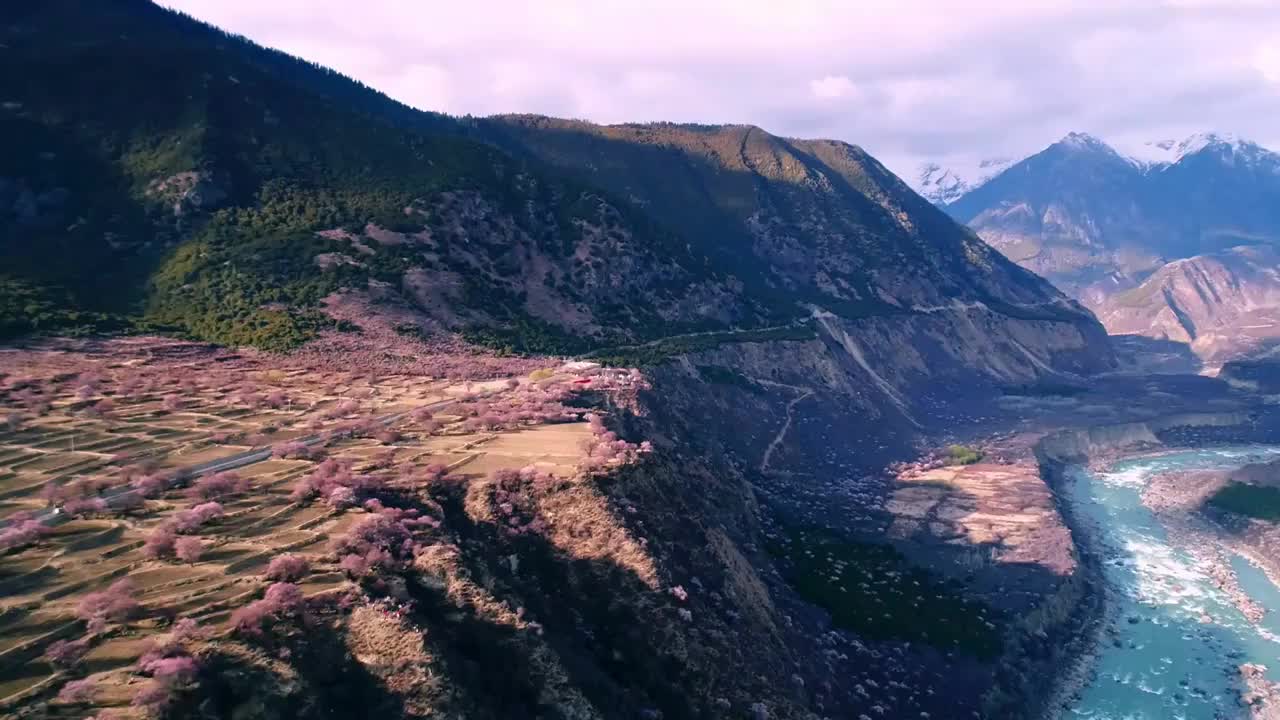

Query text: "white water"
[1065, 446, 1280, 719]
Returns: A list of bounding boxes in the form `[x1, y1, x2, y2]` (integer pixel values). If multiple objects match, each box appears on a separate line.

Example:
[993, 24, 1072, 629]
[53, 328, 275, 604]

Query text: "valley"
[3, 2, 1280, 720]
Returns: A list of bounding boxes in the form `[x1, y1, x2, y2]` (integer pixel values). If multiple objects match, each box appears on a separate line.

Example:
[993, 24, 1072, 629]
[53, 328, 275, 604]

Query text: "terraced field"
[0, 338, 645, 717]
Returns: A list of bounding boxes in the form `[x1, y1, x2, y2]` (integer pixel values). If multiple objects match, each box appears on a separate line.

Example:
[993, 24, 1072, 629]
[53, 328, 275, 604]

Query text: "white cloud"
[1257, 43, 1280, 83]
[158, 0, 1280, 178]
[382, 64, 452, 112]
[809, 75, 858, 100]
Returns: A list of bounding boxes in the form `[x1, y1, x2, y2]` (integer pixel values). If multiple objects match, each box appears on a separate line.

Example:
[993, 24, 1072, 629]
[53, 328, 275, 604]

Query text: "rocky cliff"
[1094, 245, 1280, 366]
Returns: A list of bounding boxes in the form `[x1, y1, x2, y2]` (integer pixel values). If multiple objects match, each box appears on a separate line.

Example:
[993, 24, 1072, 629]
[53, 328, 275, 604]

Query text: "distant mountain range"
[918, 131, 1280, 364]
[1095, 245, 1280, 367]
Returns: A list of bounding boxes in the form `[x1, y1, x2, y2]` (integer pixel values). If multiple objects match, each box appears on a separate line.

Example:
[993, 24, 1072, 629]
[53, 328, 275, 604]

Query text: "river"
[1064, 446, 1280, 719]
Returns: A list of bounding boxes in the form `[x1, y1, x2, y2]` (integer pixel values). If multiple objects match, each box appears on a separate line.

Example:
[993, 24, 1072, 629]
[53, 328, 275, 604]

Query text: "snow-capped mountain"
[914, 156, 1014, 205]
[1118, 132, 1280, 171]
[943, 131, 1280, 311]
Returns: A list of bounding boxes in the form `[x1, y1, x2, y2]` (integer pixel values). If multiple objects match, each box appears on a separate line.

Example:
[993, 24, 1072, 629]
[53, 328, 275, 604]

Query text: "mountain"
[0, 2, 1117, 718]
[0, 1, 763, 353]
[1095, 245, 1280, 366]
[944, 131, 1280, 304]
[0, 0, 1110, 370]
[913, 156, 1014, 205]
[0, 1, 1105, 363]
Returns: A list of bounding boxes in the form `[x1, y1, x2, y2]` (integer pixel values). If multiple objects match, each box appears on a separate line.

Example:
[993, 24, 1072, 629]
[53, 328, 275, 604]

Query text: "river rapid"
[1064, 446, 1280, 720]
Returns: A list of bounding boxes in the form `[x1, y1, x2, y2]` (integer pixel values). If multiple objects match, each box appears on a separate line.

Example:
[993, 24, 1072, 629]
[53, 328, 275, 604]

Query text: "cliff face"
[1094, 245, 1280, 365]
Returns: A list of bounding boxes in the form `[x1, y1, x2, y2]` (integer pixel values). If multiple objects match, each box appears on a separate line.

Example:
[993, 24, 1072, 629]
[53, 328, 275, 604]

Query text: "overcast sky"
[159, 0, 1280, 182]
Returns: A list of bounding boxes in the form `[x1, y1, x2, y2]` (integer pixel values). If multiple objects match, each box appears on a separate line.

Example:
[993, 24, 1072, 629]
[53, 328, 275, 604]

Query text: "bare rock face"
[1094, 245, 1280, 365]
[146, 171, 228, 216]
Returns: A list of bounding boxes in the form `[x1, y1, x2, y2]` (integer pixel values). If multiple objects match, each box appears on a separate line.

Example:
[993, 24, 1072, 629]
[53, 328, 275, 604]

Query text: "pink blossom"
[76, 579, 138, 628]
[265, 554, 310, 582]
[0, 518, 48, 551]
[143, 525, 177, 559]
[57, 677, 98, 703]
[187, 471, 246, 501]
[44, 637, 90, 668]
[171, 502, 223, 533]
[173, 536, 204, 563]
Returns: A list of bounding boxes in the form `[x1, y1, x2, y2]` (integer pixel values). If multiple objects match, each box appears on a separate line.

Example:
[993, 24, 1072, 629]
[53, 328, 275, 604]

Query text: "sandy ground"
[890, 459, 1076, 575]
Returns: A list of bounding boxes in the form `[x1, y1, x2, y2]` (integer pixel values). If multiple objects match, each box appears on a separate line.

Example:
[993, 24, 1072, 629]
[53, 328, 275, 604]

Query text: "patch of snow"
[1057, 131, 1118, 154]
[913, 156, 1014, 205]
[1118, 132, 1280, 170]
[1119, 138, 1181, 167]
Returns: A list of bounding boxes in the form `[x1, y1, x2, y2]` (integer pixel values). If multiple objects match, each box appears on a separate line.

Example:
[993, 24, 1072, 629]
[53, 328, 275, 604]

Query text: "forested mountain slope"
[1, 1, 1106, 364]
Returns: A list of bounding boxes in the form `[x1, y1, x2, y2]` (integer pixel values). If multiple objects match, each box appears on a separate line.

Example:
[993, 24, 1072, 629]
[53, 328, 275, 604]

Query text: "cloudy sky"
[159, 0, 1280, 182]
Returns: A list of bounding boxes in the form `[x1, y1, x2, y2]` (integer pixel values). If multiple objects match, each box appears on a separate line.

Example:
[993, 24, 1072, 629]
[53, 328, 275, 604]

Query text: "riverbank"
[1029, 411, 1280, 720]
[1031, 456, 1109, 720]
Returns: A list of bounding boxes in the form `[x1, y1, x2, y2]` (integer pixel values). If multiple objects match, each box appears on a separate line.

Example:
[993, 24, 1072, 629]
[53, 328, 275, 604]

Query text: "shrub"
[187, 472, 246, 501]
[330, 508, 437, 578]
[230, 582, 307, 636]
[273, 441, 318, 460]
[0, 516, 49, 551]
[44, 637, 91, 668]
[173, 536, 204, 563]
[172, 502, 224, 533]
[945, 445, 984, 466]
[57, 677, 98, 703]
[265, 554, 310, 582]
[76, 579, 139, 632]
[143, 525, 177, 559]
[132, 632, 202, 716]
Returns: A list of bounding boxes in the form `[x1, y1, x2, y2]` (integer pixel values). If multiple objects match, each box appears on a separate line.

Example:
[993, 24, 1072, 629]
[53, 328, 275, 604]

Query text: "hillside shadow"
[478, 119, 1060, 325]
[1110, 335, 1203, 375]
[419, 489, 715, 720]
[0, 113, 165, 330]
[181, 628, 411, 720]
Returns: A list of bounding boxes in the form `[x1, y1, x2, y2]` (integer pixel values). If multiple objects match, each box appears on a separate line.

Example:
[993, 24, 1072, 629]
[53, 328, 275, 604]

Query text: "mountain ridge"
[1096, 244, 1280, 365]
[940, 129, 1280, 303]
[914, 130, 1280, 204]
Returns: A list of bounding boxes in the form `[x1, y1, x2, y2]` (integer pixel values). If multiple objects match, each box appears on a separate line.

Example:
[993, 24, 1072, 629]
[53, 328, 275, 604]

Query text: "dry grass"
[0, 337, 654, 717]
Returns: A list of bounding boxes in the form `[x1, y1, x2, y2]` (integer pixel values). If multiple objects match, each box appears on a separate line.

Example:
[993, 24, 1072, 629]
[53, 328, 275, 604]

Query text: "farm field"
[0, 338, 649, 718]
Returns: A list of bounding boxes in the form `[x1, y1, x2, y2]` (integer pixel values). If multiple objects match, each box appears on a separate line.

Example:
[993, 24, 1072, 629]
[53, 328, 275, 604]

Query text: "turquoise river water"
[1065, 446, 1280, 719]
